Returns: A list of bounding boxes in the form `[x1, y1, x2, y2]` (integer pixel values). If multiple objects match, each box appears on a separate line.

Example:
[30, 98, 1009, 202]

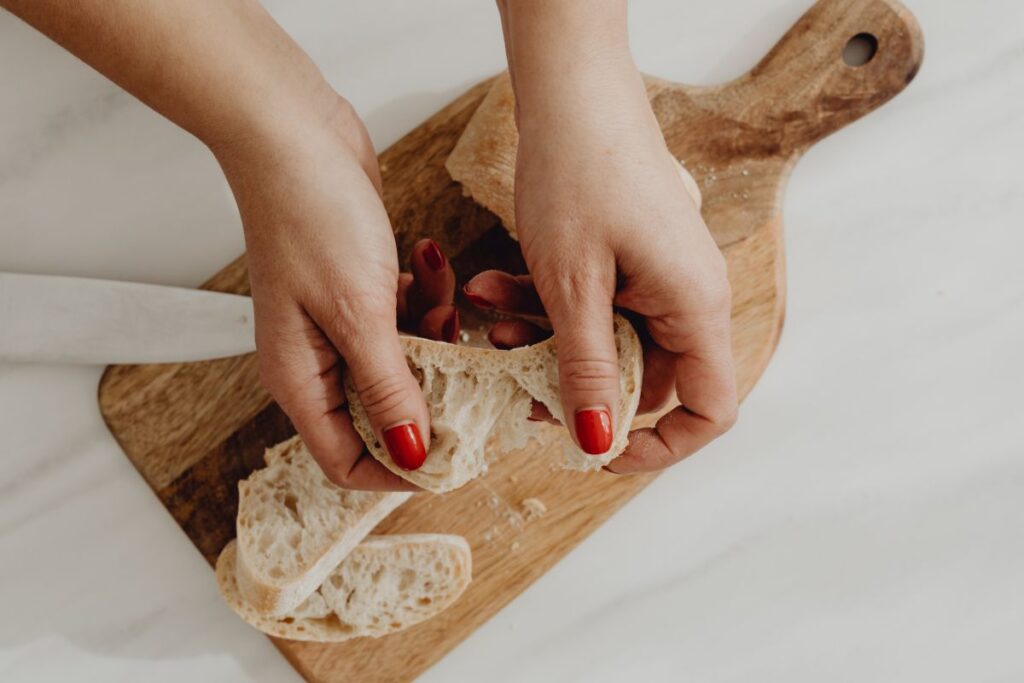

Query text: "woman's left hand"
[465, 49, 738, 471]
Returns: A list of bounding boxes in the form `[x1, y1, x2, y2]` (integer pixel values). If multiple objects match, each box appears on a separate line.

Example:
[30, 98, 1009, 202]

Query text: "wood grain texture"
[97, 1, 922, 681]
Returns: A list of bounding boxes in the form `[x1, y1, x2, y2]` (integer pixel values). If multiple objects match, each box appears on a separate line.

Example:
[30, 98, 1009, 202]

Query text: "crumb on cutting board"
[521, 497, 547, 520]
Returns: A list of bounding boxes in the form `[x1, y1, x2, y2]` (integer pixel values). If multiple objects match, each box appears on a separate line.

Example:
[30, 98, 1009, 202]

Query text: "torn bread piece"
[234, 436, 411, 616]
[217, 535, 472, 642]
[445, 71, 702, 240]
[345, 314, 642, 494]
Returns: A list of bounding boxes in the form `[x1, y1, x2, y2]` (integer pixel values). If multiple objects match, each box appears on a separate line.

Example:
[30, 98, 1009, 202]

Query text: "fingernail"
[442, 309, 460, 343]
[574, 407, 613, 455]
[463, 289, 495, 309]
[382, 422, 427, 470]
[423, 239, 445, 271]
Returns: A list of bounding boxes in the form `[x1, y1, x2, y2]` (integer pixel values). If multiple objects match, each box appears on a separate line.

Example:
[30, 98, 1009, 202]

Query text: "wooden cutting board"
[97, 1, 922, 680]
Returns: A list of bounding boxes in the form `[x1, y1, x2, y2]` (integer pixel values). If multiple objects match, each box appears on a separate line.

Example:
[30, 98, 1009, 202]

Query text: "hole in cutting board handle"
[842, 32, 879, 67]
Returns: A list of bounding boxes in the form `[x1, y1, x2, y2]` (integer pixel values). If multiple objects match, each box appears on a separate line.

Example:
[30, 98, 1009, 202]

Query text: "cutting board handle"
[740, 0, 924, 152]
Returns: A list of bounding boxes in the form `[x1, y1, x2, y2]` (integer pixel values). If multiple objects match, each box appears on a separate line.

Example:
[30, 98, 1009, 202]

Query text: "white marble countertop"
[2, 1, 1022, 681]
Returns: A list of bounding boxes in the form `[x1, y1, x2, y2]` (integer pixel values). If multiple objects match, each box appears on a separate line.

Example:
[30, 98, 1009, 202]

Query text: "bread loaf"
[344, 314, 643, 493]
[233, 436, 411, 616]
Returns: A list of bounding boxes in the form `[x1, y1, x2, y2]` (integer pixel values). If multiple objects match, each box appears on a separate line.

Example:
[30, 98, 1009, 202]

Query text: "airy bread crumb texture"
[217, 535, 472, 642]
[234, 436, 410, 616]
[344, 314, 642, 493]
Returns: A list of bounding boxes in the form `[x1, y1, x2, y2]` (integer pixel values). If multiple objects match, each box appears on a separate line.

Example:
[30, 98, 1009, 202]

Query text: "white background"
[1, 0, 1022, 681]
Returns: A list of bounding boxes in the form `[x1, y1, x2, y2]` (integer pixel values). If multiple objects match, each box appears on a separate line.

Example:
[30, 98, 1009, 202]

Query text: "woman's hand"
[216, 98, 457, 490]
[1, 0, 456, 489]
[493, 0, 738, 471]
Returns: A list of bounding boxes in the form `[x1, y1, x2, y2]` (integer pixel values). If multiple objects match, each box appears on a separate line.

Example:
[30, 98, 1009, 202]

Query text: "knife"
[0, 272, 255, 365]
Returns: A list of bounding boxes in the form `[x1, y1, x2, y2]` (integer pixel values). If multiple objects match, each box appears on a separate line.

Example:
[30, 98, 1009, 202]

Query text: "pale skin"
[3, 0, 737, 489]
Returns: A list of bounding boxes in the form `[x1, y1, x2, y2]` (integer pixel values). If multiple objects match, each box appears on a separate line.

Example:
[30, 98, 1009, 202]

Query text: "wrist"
[499, 0, 641, 124]
[514, 55, 645, 130]
[210, 90, 368, 182]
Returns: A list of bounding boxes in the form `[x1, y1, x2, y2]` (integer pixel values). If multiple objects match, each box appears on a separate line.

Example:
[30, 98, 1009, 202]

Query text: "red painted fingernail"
[423, 240, 445, 271]
[463, 289, 495, 309]
[442, 309, 460, 343]
[382, 422, 427, 470]
[574, 407, 613, 455]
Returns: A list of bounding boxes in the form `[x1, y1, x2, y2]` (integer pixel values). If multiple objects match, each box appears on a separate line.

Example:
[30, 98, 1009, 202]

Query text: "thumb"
[541, 274, 620, 456]
[330, 318, 430, 471]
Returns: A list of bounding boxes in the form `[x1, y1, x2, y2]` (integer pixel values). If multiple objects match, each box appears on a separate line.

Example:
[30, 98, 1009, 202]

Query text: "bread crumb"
[483, 530, 493, 542]
[488, 495, 500, 509]
[521, 497, 547, 520]
[510, 542, 520, 552]
[509, 475, 519, 484]
[503, 510, 523, 530]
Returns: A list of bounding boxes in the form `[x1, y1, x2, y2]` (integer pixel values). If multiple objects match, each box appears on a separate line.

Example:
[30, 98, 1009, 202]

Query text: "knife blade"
[0, 273, 255, 365]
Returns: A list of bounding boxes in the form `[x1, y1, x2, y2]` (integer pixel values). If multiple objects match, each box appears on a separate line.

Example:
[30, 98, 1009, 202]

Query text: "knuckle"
[306, 272, 395, 340]
[708, 402, 739, 434]
[320, 463, 352, 489]
[559, 355, 620, 392]
[531, 254, 611, 309]
[255, 351, 324, 416]
[354, 370, 412, 420]
[685, 274, 731, 315]
[325, 293, 391, 340]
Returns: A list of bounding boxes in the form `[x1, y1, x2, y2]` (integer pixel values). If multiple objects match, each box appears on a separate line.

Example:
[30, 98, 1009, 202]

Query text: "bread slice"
[217, 534, 472, 642]
[345, 314, 643, 493]
[234, 435, 411, 616]
[445, 71, 702, 240]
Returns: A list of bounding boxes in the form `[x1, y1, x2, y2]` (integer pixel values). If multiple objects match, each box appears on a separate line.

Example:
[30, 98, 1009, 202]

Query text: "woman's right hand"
[214, 97, 456, 491]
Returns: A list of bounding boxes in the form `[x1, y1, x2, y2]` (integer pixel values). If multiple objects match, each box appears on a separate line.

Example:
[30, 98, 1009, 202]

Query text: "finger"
[254, 300, 415, 490]
[407, 239, 455, 321]
[463, 270, 547, 319]
[314, 303, 431, 473]
[417, 304, 460, 343]
[610, 324, 737, 474]
[298, 407, 420, 491]
[487, 319, 551, 349]
[534, 260, 620, 457]
[396, 272, 414, 329]
[637, 342, 677, 414]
